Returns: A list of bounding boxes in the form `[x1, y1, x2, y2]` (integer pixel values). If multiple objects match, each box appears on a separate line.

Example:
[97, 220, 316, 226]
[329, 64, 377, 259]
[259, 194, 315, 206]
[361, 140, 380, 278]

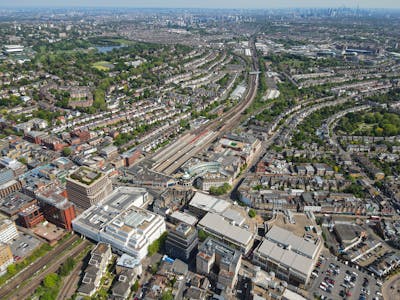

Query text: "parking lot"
[309, 254, 383, 300]
[10, 233, 41, 261]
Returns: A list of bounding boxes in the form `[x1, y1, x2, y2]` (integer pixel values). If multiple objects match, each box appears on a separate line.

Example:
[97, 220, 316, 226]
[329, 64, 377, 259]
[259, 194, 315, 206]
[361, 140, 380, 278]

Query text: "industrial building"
[72, 187, 166, 260]
[253, 226, 322, 286]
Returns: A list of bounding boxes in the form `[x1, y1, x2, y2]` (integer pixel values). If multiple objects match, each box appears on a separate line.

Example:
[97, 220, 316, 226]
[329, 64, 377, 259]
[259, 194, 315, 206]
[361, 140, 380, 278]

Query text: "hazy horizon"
[0, 0, 399, 9]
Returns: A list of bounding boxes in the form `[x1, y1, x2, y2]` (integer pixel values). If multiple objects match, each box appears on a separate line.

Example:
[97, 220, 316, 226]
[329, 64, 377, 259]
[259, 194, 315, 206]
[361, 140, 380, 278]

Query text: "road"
[0, 234, 80, 299]
[9, 239, 90, 300]
[382, 273, 400, 300]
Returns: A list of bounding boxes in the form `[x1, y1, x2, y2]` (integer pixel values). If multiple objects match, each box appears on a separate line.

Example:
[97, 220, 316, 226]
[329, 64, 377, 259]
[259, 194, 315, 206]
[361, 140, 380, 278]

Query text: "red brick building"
[18, 204, 44, 228]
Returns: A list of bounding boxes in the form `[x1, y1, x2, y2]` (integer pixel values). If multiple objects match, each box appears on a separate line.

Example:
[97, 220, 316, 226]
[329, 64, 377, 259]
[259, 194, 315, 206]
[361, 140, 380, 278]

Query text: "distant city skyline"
[0, 0, 400, 9]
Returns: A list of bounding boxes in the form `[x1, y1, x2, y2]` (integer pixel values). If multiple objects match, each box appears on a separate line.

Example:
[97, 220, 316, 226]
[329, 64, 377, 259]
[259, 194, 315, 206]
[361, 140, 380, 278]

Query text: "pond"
[95, 45, 125, 53]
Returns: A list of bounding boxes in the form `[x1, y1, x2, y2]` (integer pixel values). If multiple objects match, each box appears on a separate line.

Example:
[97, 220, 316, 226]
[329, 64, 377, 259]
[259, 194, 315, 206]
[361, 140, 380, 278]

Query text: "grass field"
[92, 61, 113, 71]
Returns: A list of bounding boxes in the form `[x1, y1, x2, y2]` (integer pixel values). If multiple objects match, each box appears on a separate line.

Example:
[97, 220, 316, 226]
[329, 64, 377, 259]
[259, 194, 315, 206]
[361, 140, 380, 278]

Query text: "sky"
[0, 0, 399, 9]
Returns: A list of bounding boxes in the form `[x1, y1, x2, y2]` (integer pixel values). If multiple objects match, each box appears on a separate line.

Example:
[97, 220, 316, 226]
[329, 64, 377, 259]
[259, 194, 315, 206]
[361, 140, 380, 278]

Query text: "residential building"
[166, 222, 198, 262]
[66, 167, 112, 209]
[368, 253, 400, 277]
[0, 243, 13, 275]
[78, 243, 112, 297]
[112, 254, 141, 300]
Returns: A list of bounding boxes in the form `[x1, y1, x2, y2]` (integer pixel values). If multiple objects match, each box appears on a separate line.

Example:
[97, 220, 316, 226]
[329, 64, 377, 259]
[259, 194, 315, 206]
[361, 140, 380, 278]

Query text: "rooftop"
[68, 167, 103, 186]
[117, 253, 141, 269]
[169, 211, 198, 226]
[198, 212, 253, 247]
[265, 226, 320, 259]
[0, 191, 35, 216]
[189, 192, 230, 214]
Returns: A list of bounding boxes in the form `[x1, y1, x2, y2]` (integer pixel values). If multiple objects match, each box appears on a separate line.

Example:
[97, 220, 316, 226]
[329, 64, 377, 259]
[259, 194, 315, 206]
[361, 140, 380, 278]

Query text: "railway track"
[9, 239, 90, 300]
[150, 36, 260, 174]
[0, 234, 80, 299]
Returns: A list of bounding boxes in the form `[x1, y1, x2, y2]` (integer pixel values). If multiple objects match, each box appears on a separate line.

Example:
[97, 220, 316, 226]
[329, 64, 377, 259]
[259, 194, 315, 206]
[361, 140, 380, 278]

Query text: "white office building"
[72, 187, 166, 260]
[0, 219, 18, 244]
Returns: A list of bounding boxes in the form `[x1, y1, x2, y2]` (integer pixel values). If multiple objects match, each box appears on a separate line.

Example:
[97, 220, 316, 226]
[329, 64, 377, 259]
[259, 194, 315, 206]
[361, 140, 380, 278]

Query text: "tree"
[59, 257, 75, 276]
[18, 157, 27, 165]
[209, 183, 232, 196]
[161, 290, 174, 300]
[7, 264, 16, 276]
[132, 280, 140, 292]
[147, 232, 168, 256]
[62, 147, 72, 157]
[248, 209, 256, 218]
[43, 273, 59, 289]
[198, 229, 209, 242]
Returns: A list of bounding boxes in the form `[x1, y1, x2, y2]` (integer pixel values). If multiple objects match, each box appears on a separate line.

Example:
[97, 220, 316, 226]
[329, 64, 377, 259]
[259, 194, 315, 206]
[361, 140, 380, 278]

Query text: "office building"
[0, 191, 36, 218]
[252, 226, 322, 286]
[188, 192, 231, 218]
[0, 219, 18, 244]
[18, 204, 44, 228]
[166, 222, 198, 262]
[66, 167, 112, 209]
[72, 187, 165, 260]
[197, 212, 254, 254]
[36, 186, 76, 231]
[196, 237, 242, 290]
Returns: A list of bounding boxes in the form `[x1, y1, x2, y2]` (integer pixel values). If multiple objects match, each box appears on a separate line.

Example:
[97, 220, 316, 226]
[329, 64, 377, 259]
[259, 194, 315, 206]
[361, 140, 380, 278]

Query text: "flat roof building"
[189, 192, 231, 218]
[0, 191, 36, 218]
[197, 237, 242, 290]
[0, 243, 13, 275]
[0, 219, 18, 244]
[72, 187, 165, 260]
[166, 222, 198, 262]
[197, 212, 254, 254]
[36, 186, 76, 231]
[168, 211, 198, 226]
[253, 226, 322, 286]
[66, 167, 112, 209]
